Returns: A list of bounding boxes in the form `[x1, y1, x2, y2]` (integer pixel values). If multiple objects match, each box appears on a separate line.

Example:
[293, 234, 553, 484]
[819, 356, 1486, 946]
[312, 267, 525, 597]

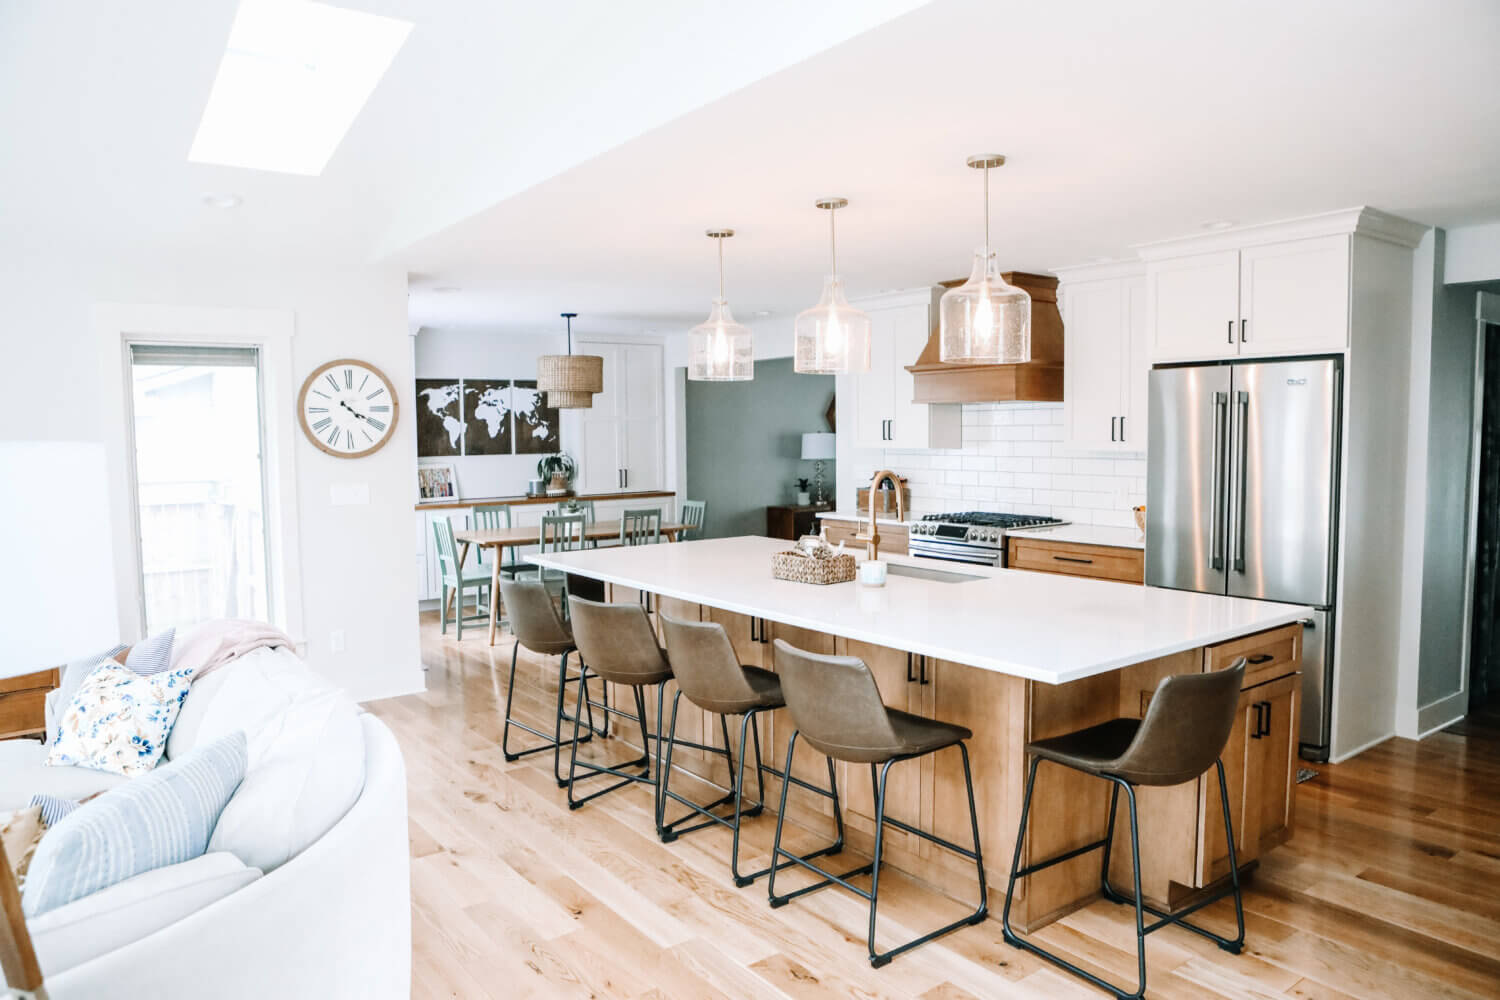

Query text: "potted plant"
[795, 477, 811, 505]
[537, 453, 577, 495]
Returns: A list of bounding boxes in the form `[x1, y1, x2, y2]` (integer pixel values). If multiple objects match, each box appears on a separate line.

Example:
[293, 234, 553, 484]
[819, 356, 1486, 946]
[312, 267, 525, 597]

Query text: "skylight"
[188, 0, 412, 176]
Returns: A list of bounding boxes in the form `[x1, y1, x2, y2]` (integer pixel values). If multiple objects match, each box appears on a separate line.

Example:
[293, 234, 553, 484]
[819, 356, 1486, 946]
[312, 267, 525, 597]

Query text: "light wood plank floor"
[367, 613, 1500, 999]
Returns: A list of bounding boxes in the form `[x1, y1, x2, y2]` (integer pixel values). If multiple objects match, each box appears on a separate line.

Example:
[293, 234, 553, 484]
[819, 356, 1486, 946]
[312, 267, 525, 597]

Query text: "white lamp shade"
[939, 249, 1031, 364]
[800, 432, 836, 461]
[794, 277, 871, 374]
[0, 442, 120, 677]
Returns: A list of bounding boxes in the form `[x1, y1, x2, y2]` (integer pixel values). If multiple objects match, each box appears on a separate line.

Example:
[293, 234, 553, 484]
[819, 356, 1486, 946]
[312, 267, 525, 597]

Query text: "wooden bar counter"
[531, 536, 1305, 930]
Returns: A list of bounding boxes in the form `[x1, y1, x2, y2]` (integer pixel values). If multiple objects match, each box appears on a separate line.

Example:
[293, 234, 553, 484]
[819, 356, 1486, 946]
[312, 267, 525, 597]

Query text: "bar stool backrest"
[1112, 659, 1247, 786]
[499, 578, 573, 654]
[568, 596, 671, 684]
[772, 639, 900, 761]
[660, 614, 759, 711]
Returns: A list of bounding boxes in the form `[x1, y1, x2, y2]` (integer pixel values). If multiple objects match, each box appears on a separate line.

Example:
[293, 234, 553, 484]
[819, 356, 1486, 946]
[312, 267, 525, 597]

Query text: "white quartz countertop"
[1005, 523, 1146, 550]
[529, 536, 1309, 685]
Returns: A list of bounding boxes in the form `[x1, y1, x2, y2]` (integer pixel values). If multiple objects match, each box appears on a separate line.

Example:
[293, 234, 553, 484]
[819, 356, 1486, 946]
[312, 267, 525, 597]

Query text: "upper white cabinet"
[1146, 235, 1351, 362]
[849, 290, 961, 451]
[1057, 265, 1147, 451]
[573, 340, 664, 493]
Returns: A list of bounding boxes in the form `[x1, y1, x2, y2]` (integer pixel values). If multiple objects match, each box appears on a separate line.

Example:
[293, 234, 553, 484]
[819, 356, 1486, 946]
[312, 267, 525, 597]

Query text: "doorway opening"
[1467, 292, 1500, 717]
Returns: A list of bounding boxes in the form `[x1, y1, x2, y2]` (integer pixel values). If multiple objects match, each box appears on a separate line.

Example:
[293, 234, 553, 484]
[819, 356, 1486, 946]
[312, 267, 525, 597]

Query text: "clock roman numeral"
[371, 404, 390, 412]
[359, 373, 370, 391]
[362, 428, 373, 442]
[312, 389, 329, 399]
[368, 418, 387, 432]
[345, 429, 355, 450]
[325, 374, 340, 392]
[308, 406, 328, 413]
[326, 425, 340, 446]
[366, 387, 385, 399]
[344, 368, 353, 388]
[312, 417, 332, 431]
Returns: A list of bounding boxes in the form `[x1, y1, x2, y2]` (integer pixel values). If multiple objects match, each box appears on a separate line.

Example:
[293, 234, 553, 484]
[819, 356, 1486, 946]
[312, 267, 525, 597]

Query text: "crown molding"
[1133, 206, 1429, 260]
[1050, 259, 1147, 283]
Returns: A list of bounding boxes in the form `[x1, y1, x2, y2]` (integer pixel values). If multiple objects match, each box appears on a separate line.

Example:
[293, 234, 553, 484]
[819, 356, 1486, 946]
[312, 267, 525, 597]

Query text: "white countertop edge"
[526, 550, 1311, 686]
[817, 510, 910, 527]
[1004, 523, 1147, 550]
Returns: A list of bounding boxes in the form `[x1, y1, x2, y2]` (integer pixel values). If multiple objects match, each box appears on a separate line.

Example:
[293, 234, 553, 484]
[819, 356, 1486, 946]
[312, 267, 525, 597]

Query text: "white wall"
[1446, 221, 1500, 284]
[0, 246, 422, 704]
[412, 326, 566, 499]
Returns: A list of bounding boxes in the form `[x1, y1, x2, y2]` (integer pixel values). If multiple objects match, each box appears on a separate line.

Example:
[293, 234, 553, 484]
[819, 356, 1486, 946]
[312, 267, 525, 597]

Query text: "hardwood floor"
[367, 613, 1500, 999]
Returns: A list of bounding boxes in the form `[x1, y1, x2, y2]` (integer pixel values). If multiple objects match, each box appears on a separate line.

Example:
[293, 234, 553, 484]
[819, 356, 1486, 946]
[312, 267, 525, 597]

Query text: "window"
[127, 344, 272, 633]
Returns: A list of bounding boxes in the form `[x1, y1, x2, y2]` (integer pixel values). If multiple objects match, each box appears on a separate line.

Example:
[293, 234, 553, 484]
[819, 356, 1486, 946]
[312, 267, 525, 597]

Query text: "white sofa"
[1, 648, 411, 999]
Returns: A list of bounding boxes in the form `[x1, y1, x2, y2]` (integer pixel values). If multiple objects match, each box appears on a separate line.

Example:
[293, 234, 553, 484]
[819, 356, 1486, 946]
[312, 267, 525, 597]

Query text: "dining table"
[452, 520, 688, 644]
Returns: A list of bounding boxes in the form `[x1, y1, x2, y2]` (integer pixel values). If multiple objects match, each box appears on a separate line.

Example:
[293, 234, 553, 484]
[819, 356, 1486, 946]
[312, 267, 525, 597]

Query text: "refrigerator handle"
[1232, 390, 1250, 573]
[1209, 391, 1228, 571]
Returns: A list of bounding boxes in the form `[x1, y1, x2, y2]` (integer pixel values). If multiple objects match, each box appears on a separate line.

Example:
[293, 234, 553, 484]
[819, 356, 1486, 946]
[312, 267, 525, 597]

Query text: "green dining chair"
[678, 500, 707, 541]
[536, 513, 587, 611]
[556, 499, 599, 547]
[471, 504, 523, 580]
[433, 516, 492, 640]
[620, 507, 662, 546]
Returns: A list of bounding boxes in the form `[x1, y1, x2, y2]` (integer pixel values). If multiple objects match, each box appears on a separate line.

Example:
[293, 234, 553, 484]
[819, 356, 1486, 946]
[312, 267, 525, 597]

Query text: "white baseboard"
[1330, 730, 1396, 763]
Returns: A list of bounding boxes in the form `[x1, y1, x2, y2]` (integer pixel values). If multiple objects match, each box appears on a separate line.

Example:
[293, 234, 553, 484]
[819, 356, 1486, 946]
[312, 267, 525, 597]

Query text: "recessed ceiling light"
[200, 192, 243, 210]
[1201, 220, 1236, 231]
[432, 286, 461, 294]
[189, 0, 413, 176]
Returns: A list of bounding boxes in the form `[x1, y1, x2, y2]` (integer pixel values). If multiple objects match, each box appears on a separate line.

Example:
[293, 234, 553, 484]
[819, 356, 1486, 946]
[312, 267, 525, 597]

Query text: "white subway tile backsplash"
[852, 402, 1148, 526]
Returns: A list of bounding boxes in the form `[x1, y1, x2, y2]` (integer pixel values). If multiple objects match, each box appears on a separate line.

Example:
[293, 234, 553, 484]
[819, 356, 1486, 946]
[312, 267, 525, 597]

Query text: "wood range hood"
[905, 271, 1063, 404]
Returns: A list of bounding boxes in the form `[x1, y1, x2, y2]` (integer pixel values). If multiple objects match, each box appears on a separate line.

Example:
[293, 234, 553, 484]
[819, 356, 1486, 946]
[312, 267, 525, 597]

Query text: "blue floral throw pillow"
[46, 660, 197, 776]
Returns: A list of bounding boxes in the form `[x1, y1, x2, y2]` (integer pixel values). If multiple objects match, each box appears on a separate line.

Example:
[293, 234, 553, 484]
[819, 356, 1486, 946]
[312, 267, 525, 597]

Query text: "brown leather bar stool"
[497, 579, 607, 784]
[766, 639, 987, 968]
[565, 596, 727, 822]
[657, 614, 843, 886]
[1002, 659, 1248, 1000]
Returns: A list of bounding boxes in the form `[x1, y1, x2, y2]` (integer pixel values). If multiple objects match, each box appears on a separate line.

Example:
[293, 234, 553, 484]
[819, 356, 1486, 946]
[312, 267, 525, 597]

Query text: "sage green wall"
[685, 357, 834, 539]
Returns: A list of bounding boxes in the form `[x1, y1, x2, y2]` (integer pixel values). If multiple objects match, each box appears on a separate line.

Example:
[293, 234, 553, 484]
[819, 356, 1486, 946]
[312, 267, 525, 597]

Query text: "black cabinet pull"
[749, 617, 758, 643]
[1120, 416, 1126, 441]
[1053, 555, 1094, 564]
[1250, 702, 1264, 739]
[759, 618, 769, 645]
[919, 655, 929, 685]
[1240, 318, 1248, 343]
[1260, 701, 1272, 737]
[1227, 320, 1234, 344]
[906, 652, 916, 683]
[1111, 416, 1118, 442]
[1247, 653, 1274, 664]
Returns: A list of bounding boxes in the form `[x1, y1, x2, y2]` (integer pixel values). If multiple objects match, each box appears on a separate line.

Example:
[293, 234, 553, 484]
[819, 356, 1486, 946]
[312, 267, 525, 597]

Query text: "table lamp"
[800, 432, 836, 505]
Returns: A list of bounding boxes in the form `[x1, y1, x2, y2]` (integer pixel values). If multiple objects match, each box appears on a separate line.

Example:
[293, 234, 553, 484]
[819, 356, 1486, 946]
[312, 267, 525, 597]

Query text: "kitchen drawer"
[1007, 537, 1144, 584]
[0, 667, 60, 740]
[1204, 622, 1302, 689]
[817, 518, 908, 556]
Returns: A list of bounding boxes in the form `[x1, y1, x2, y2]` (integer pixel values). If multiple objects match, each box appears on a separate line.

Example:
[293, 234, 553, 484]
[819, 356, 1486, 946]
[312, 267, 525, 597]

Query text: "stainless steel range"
[907, 511, 1067, 566]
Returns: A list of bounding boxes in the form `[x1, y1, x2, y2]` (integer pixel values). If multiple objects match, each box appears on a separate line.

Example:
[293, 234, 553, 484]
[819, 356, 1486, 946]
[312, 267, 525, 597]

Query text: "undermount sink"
[884, 562, 985, 584]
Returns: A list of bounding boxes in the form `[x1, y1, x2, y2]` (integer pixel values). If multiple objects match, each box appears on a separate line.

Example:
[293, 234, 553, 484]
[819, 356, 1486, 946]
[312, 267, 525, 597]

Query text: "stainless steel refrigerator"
[1146, 357, 1340, 761]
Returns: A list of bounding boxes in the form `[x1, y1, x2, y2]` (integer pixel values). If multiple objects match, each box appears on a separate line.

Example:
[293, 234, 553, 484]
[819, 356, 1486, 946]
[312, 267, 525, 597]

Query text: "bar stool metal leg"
[1002, 756, 1246, 1000]
[564, 665, 654, 811]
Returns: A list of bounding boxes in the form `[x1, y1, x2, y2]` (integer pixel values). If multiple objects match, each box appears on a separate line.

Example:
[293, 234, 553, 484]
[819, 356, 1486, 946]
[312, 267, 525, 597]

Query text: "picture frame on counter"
[417, 462, 458, 503]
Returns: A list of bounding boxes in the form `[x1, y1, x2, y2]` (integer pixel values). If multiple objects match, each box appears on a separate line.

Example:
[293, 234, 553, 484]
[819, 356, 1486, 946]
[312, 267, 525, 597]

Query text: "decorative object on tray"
[417, 462, 458, 502]
[1133, 504, 1146, 538]
[536, 453, 577, 495]
[794, 478, 811, 505]
[771, 535, 855, 585]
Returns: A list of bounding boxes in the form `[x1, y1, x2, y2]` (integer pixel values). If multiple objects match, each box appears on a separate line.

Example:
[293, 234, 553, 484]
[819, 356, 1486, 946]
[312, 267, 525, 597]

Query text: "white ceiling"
[4, 0, 1499, 341]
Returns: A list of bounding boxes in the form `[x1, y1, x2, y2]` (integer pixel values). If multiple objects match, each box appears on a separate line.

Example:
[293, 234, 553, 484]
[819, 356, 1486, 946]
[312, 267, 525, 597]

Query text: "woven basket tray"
[771, 548, 856, 585]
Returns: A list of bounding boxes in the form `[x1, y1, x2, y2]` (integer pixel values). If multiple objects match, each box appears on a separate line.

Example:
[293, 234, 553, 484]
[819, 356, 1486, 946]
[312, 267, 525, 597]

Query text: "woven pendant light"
[537, 312, 603, 408]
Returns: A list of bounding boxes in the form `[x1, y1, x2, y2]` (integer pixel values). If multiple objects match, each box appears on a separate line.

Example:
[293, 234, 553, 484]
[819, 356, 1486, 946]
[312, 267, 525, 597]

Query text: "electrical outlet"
[330, 629, 346, 653]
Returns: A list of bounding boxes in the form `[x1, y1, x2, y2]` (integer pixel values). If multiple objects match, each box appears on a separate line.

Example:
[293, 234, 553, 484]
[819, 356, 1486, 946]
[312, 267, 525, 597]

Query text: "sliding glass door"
[127, 344, 272, 634]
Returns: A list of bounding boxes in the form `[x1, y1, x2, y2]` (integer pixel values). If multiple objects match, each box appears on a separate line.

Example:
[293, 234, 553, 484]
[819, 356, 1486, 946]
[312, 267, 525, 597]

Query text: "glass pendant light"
[939, 154, 1031, 365]
[537, 312, 603, 408]
[688, 229, 753, 381]
[794, 197, 871, 374]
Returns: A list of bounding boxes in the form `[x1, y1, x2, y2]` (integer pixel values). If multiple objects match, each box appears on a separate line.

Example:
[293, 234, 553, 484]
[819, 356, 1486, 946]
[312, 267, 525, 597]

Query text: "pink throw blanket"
[170, 619, 297, 680]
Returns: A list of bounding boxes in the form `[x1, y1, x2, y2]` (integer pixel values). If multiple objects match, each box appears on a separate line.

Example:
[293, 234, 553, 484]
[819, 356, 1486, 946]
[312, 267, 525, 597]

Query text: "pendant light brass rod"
[718, 235, 725, 301]
[983, 163, 990, 261]
[830, 205, 838, 277]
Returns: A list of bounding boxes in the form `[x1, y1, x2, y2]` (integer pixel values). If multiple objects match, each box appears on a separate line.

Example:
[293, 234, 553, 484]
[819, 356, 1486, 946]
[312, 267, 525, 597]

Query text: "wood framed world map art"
[415, 377, 560, 458]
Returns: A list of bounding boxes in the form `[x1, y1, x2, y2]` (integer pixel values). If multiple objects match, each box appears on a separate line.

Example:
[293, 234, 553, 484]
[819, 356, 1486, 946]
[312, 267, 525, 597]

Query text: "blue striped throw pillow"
[124, 627, 176, 676]
[29, 794, 80, 828]
[22, 730, 248, 917]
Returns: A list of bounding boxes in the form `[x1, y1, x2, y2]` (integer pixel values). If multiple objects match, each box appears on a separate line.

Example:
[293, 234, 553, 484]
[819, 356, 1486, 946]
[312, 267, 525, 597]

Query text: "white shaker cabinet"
[573, 341, 664, 493]
[1056, 264, 1148, 451]
[850, 289, 961, 451]
[1145, 235, 1351, 362]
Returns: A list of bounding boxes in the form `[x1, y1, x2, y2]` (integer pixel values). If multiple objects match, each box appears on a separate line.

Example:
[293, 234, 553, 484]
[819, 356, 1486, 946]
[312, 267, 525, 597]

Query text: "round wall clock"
[297, 359, 399, 458]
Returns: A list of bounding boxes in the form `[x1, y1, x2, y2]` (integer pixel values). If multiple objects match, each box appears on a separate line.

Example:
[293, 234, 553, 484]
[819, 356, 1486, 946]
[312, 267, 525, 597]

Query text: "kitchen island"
[531, 536, 1307, 930]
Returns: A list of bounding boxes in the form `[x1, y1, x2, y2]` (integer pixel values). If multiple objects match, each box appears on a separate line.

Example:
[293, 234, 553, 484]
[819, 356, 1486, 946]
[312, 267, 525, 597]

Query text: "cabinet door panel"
[1239, 236, 1349, 356]
[1122, 276, 1149, 449]
[853, 312, 896, 450]
[1062, 280, 1127, 450]
[1199, 689, 1253, 884]
[620, 344, 664, 490]
[1148, 250, 1240, 361]
[1248, 676, 1298, 854]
